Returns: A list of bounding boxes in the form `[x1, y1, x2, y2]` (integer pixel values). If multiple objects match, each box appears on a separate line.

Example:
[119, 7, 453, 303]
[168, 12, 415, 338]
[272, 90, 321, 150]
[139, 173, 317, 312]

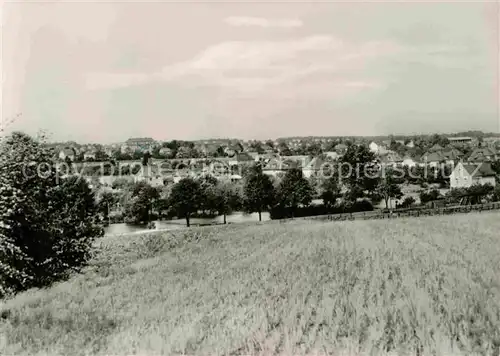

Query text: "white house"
[402, 156, 419, 168]
[369, 142, 380, 153]
[449, 162, 497, 189]
[59, 148, 75, 161]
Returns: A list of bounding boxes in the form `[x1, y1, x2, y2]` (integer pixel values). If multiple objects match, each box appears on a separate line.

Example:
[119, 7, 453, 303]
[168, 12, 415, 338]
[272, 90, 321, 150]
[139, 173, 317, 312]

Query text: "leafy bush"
[0, 132, 103, 298]
[269, 200, 374, 219]
[419, 188, 443, 205]
[399, 196, 416, 209]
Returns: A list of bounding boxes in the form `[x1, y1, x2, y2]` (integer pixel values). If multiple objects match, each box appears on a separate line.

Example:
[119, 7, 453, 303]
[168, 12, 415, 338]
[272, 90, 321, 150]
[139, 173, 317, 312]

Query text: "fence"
[277, 202, 500, 224]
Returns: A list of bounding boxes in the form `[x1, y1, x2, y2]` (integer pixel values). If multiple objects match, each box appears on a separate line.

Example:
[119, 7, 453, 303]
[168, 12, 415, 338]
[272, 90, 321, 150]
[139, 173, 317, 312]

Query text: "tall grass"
[1, 212, 500, 355]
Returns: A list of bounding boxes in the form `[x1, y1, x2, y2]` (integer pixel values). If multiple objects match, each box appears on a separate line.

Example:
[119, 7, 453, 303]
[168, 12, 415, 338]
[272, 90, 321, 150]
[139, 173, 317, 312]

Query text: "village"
[51, 133, 500, 193]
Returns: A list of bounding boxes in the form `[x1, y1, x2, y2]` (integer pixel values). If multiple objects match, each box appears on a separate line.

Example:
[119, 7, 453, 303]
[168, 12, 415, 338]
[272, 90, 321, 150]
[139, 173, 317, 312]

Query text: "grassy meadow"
[1, 212, 500, 356]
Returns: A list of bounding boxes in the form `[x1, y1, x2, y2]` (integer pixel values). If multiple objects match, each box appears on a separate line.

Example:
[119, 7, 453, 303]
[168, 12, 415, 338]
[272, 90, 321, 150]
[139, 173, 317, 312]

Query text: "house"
[246, 151, 260, 161]
[125, 137, 156, 152]
[483, 137, 500, 148]
[369, 142, 380, 153]
[302, 157, 328, 178]
[263, 146, 276, 154]
[120, 144, 131, 154]
[422, 151, 447, 167]
[159, 147, 173, 158]
[134, 165, 165, 187]
[449, 162, 496, 189]
[83, 150, 97, 161]
[401, 155, 420, 168]
[379, 152, 403, 168]
[286, 155, 312, 168]
[442, 148, 463, 165]
[406, 140, 415, 148]
[324, 151, 340, 161]
[201, 143, 221, 157]
[228, 152, 254, 166]
[448, 136, 472, 144]
[467, 147, 497, 163]
[262, 157, 299, 177]
[104, 147, 114, 157]
[59, 148, 75, 161]
[429, 143, 444, 152]
[224, 147, 236, 157]
[334, 143, 348, 155]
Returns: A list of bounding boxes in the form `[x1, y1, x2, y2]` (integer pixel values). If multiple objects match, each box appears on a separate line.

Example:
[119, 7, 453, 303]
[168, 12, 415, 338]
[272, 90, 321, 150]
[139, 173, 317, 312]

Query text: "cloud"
[83, 72, 151, 91]
[224, 16, 302, 28]
[84, 35, 401, 96]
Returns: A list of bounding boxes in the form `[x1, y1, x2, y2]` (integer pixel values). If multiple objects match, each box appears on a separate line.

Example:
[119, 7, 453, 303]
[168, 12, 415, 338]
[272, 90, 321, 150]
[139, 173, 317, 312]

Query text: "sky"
[2, 0, 500, 143]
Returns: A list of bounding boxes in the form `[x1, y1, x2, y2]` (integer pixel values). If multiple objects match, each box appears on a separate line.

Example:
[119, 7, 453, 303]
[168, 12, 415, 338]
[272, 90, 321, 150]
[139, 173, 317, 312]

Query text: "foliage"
[340, 144, 380, 205]
[419, 188, 443, 205]
[447, 183, 495, 205]
[269, 199, 373, 219]
[197, 175, 219, 215]
[0, 132, 103, 298]
[276, 168, 313, 215]
[320, 175, 341, 208]
[168, 177, 203, 227]
[213, 180, 243, 223]
[376, 168, 404, 209]
[95, 188, 118, 222]
[242, 164, 276, 221]
[398, 196, 416, 209]
[124, 182, 160, 224]
[491, 185, 500, 202]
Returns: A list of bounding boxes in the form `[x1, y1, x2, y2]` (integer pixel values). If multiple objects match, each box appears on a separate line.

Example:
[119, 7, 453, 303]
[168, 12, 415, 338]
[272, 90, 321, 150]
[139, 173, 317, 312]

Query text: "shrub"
[419, 188, 443, 205]
[399, 196, 416, 209]
[269, 200, 373, 219]
[0, 132, 103, 298]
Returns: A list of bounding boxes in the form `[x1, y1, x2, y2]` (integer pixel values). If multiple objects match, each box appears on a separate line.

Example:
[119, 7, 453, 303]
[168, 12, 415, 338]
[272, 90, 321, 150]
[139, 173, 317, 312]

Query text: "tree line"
[3, 132, 499, 298]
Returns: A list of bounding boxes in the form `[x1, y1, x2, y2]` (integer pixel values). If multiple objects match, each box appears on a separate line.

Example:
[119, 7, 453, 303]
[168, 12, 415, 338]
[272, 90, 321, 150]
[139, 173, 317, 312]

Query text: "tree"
[419, 188, 443, 205]
[399, 196, 416, 209]
[340, 144, 380, 205]
[0, 132, 103, 297]
[491, 185, 500, 202]
[249, 141, 265, 154]
[197, 175, 219, 215]
[96, 188, 118, 224]
[168, 177, 203, 227]
[265, 140, 275, 149]
[277, 142, 292, 156]
[95, 148, 108, 162]
[306, 142, 322, 156]
[141, 151, 152, 166]
[216, 146, 226, 157]
[154, 185, 171, 219]
[466, 183, 494, 204]
[214, 181, 242, 224]
[243, 164, 275, 221]
[124, 182, 159, 224]
[321, 176, 341, 208]
[276, 168, 313, 217]
[376, 168, 404, 209]
[492, 161, 500, 181]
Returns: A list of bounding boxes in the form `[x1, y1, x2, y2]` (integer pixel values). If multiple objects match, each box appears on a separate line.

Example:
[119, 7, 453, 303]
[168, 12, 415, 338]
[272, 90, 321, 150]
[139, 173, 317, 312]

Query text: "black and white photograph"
[1, 1, 500, 355]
